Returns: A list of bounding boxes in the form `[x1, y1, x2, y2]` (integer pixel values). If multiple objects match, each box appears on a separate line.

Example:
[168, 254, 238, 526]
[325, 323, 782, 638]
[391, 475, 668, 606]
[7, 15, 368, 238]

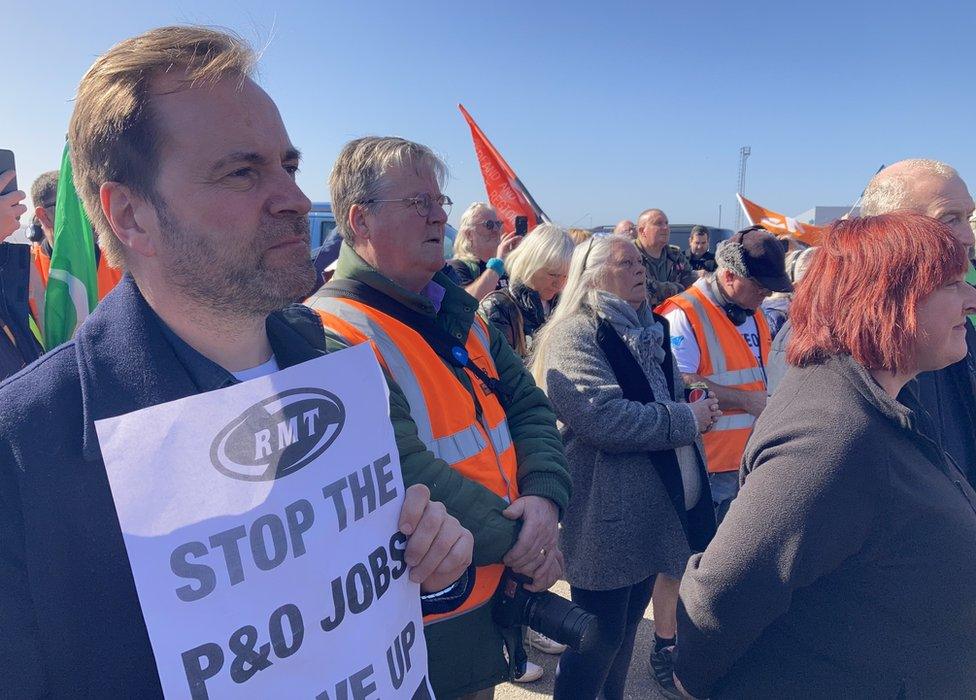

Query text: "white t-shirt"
[231, 354, 280, 382]
[664, 308, 762, 374]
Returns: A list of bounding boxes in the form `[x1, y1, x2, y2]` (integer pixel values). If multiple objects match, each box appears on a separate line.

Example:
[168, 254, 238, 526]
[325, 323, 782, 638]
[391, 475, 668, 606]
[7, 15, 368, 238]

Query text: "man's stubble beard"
[156, 203, 316, 317]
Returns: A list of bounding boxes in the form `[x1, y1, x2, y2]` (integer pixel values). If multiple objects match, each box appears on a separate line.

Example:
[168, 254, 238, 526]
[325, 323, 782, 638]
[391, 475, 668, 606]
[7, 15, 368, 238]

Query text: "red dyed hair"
[788, 212, 968, 373]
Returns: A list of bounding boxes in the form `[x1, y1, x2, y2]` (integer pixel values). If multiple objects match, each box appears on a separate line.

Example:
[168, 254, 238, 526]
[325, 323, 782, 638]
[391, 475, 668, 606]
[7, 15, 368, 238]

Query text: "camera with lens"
[492, 568, 596, 650]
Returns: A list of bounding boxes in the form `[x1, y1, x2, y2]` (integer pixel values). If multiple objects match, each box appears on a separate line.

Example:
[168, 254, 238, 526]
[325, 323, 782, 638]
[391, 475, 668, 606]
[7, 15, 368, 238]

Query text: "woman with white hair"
[447, 202, 522, 301]
[531, 234, 720, 700]
[480, 224, 574, 358]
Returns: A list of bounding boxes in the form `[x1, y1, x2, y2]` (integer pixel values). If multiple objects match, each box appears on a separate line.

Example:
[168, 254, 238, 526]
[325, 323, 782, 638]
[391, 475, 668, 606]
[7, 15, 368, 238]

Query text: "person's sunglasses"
[484, 219, 504, 232]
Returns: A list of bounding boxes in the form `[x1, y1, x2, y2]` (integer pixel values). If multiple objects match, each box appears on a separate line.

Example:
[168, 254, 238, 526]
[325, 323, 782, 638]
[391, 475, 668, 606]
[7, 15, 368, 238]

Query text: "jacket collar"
[636, 241, 675, 263]
[333, 242, 478, 326]
[76, 274, 328, 461]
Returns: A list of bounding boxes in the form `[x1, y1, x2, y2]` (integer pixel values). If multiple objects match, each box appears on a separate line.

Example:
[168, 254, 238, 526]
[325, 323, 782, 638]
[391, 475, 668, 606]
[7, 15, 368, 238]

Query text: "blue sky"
[5, 0, 975, 230]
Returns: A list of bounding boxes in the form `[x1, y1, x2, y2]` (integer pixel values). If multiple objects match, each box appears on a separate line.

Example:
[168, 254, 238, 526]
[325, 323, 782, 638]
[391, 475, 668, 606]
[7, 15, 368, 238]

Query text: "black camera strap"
[316, 279, 511, 410]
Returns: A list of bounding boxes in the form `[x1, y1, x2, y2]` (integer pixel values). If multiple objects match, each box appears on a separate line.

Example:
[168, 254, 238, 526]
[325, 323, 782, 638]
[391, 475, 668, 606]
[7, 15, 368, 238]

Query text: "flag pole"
[845, 164, 885, 219]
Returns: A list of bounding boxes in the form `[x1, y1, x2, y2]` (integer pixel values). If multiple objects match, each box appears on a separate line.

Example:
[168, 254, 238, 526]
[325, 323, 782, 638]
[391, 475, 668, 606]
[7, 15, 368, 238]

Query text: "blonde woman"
[480, 224, 574, 357]
[532, 234, 719, 700]
[448, 202, 522, 301]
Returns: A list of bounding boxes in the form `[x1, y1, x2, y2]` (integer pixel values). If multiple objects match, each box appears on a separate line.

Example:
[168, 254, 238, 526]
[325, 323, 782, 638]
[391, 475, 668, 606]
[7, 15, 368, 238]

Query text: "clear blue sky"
[6, 0, 975, 230]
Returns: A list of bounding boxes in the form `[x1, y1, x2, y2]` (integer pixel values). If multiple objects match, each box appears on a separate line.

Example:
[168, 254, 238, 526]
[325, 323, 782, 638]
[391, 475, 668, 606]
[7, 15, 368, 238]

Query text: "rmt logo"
[210, 388, 345, 481]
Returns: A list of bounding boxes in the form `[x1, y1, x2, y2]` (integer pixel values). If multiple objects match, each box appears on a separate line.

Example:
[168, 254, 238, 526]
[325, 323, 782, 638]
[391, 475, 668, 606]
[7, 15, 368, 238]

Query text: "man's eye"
[284, 164, 300, 176]
[228, 168, 254, 178]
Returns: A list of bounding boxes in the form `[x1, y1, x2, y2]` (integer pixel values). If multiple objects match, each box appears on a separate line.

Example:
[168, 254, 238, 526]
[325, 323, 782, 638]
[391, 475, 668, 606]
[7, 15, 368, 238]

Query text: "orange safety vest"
[657, 282, 771, 473]
[28, 245, 121, 340]
[96, 254, 123, 300]
[28, 244, 51, 331]
[307, 294, 519, 625]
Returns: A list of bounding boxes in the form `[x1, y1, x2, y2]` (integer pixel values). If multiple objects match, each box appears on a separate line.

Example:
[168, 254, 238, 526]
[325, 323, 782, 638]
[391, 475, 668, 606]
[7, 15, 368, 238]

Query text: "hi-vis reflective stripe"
[470, 317, 491, 355]
[431, 425, 486, 464]
[311, 296, 511, 464]
[488, 418, 512, 455]
[712, 413, 756, 431]
[679, 290, 726, 375]
[310, 297, 436, 448]
[710, 367, 765, 386]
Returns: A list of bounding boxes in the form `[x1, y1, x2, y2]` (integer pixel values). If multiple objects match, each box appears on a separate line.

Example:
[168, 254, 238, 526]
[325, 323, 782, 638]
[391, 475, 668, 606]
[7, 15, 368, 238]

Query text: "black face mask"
[708, 275, 754, 327]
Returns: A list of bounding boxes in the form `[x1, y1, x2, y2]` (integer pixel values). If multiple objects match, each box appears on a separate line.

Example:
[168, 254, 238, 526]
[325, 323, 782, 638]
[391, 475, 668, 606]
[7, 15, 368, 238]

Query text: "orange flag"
[459, 104, 548, 232]
[737, 194, 825, 246]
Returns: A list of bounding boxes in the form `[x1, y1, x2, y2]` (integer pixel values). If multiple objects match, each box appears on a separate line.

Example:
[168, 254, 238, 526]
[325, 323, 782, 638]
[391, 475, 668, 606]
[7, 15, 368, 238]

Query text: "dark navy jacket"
[0, 275, 469, 697]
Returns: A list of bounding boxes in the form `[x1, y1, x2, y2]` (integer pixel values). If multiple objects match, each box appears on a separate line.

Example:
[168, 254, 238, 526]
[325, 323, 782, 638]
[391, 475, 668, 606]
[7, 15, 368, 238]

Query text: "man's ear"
[34, 206, 53, 232]
[100, 182, 158, 258]
[348, 203, 371, 244]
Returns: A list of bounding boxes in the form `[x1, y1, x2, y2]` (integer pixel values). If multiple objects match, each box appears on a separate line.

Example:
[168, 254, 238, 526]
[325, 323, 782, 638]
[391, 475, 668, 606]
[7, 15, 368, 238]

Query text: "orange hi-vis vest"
[308, 294, 519, 625]
[657, 282, 771, 474]
[96, 255, 123, 300]
[28, 244, 51, 331]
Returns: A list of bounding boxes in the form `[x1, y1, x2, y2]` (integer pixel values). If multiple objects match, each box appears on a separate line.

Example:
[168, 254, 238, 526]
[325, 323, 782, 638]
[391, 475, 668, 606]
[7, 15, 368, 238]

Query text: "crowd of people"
[1, 24, 976, 700]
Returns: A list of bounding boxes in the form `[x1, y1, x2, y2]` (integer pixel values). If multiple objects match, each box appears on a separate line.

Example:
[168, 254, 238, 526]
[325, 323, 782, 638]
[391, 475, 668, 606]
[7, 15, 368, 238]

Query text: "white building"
[794, 206, 859, 226]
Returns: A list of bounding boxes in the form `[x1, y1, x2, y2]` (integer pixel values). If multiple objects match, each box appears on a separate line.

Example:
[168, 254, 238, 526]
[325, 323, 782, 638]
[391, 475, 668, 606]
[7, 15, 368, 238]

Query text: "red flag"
[459, 104, 548, 232]
[737, 194, 825, 246]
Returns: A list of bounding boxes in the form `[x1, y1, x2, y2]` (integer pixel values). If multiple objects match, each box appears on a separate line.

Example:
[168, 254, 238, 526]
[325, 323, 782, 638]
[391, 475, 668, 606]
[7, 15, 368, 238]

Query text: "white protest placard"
[95, 342, 434, 700]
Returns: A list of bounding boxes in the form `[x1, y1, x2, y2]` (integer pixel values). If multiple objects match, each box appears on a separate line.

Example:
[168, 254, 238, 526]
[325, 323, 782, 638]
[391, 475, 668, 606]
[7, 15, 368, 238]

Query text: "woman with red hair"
[673, 213, 976, 698]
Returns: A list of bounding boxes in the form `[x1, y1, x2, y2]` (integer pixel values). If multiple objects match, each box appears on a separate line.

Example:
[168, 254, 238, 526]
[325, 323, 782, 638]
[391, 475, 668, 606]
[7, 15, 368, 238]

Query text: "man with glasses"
[448, 202, 523, 301]
[307, 137, 571, 700]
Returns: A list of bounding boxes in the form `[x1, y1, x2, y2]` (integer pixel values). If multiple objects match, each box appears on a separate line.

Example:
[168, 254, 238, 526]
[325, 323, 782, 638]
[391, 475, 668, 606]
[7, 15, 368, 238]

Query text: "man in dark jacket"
[768, 159, 976, 485]
[0, 26, 473, 697]
[685, 225, 717, 276]
[0, 170, 42, 379]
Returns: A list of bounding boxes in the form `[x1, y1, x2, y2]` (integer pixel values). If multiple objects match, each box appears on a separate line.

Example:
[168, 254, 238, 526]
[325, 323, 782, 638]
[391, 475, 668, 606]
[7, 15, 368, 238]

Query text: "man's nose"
[269, 170, 312, 217]
[955, 221, 976, 249]
[427, 200, 448, 224]
[963, 280, 976, 314]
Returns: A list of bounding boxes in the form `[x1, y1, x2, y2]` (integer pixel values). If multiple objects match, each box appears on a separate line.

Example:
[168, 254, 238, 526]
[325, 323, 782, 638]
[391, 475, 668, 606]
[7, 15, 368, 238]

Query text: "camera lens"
[525, 592, 597, 650]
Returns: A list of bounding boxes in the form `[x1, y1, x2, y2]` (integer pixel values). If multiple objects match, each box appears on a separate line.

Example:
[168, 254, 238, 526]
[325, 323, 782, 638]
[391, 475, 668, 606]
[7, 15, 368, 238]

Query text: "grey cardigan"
[675, 354, 976, 699]
[543, 311, 705, 590]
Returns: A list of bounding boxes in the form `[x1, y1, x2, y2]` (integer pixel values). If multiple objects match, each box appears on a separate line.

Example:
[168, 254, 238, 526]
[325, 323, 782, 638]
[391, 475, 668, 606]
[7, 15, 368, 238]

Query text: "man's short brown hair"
[68, 25, 256, 267]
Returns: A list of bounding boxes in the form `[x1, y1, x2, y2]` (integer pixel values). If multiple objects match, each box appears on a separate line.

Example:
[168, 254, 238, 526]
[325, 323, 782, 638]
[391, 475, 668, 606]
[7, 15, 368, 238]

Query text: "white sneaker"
[512, 660, 544, 683]
[525, 629, 568, 655]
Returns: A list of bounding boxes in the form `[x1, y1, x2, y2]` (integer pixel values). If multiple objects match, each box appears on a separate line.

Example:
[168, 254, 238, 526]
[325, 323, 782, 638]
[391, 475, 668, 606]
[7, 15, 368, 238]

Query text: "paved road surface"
[495, 580, 670, 700]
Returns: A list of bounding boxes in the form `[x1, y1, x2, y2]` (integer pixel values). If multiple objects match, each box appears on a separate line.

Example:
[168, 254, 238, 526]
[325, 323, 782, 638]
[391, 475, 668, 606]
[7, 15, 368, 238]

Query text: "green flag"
[44, 142, 99, 349]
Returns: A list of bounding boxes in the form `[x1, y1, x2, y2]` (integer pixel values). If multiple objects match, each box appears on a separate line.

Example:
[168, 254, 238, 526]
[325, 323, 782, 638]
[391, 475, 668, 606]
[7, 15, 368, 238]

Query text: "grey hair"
[860, 159, 959, 216]
[769, 246, 818, 300]
[506, 223, 575, 289]
[329, 136, 448, 245]
[529, 234, 633, 389]
[453, 202, 495, 262]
